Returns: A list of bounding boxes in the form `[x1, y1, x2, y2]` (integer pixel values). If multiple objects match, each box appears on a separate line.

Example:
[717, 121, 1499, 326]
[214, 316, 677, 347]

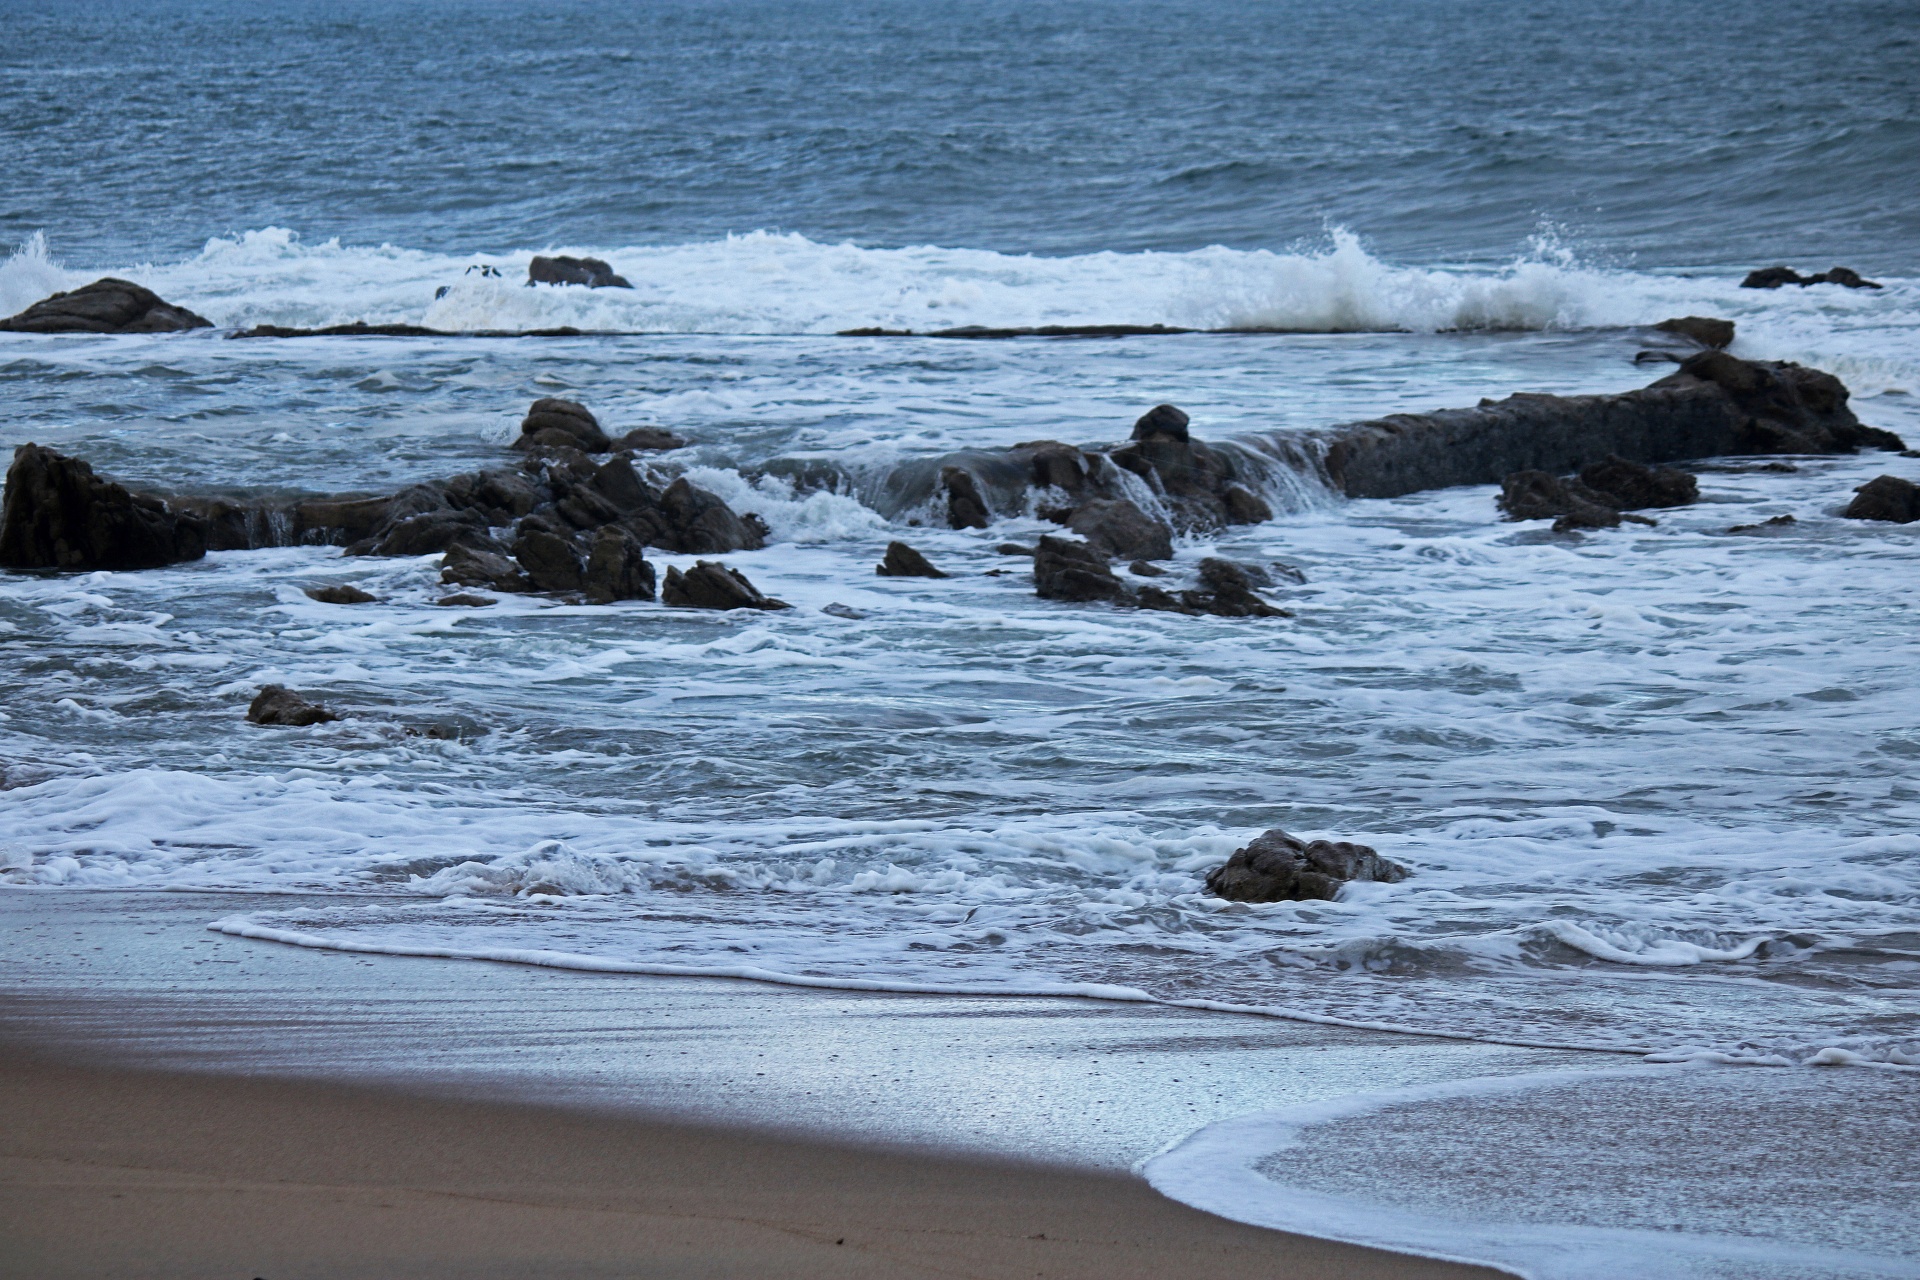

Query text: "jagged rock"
[1033, 535, 1125, 602]
[1499, 456, 1693, 532]
[1577, 455, 1699, 509]
[0, 444, 207, 571]
[1741, 266, 1881, 290]
[436, 592, 497, 607]
[1654, 316, 1735, 349]
[1843, 475, 1920, 524]
[583, 525, 655, 602]
[634, 476, 767, 554]
[353, 510, 488, 557]
[1728, 514, 1797, 534]
[527, 255, 631, 289]
[440, 542, 532, 593]
[304, 584, 376, 604]
[1185, 558, 1290, 617]
[1204, 828, 1409, 902]
[1108, 406, 1272, 531]
[942, 466, 991, 530]
[612, 426, 688, 451]
[443, 469, 543, 523]
[512, 527, 587, 593]
[0, 278, 213, 333]
[516, 398, 612, 453]
[1498, 471, 1618, 526]
[875, 541, 947, 578]
[1064, 497, 1174, 561]
[246, 685, 338, 727]
[662, 560, 789, 610]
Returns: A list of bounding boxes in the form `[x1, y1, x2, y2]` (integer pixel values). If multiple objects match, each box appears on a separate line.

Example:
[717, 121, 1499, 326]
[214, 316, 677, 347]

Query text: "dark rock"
[246, 685, 338, 727]
[876, 541, 947, 578]
[942, 466, 991, 529]
[612, 426, 689, 452]
[1728, 514, 1797, 534]
[1033, 535, 1125, 602]
[583, 525, 655, 602]
[440, 542, 532, 593]
[1221, 484, 1273, 525]
[1108, 431, 1269, 532]
[1132, 404, 1191, 443]
[527, 255, 632, 289]
[1204, 828, 1409, 902]
[1497, 471, 1619, 526]
[353, 510, 487, 557]
[1133, 585, 1189, 612]
[293, 495, 394, 547]
[443, 469, 543, 524]
[1065, 497, 1174, 561]
[1028, 442, 1094, 493]
[1741, 266, 1882, 290]
[0, 444, 207, 571]
[995, 543, 1037, 556]
[1843, 475, 1920, 524]
[647, 476, 767, 554]
[516, 398, 612, 453]
[436, 592, 497, 607]
[821, 602, 868, 620]
[1186, 557, 1290, 617]
[1577, 455, 1699, 509]
[304, 584, 377, 604]
[1819, 266, 1881, 289]
[1128, 560, 1167, 577]
[512, 527, 587, 593]
[1654, 316, 1735, 349]
[661, 560, 790, 610]
[0, 278, 213, 334]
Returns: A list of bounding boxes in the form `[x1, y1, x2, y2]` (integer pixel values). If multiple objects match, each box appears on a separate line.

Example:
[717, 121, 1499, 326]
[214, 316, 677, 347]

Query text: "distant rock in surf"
[875, 541, 947, 578]
[1653, 316, 1734, 349]
[0, 444, 207, 571]
[1740, 265, 1881, 290]
[0, 278, 213, 334]
[303, 584, 377, 604]
[527, 255, 632, 289]
[1842, 475, 1920, 524]
[246, 685, 338, 727]
[1204, 828, 1409, 902]
[1032, 538, 1288, 617]
[612, 425, 689, 452]
[662, 560, 789, 610]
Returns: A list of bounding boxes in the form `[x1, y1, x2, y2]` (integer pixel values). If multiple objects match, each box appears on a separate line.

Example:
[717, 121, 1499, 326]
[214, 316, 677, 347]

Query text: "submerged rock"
[1843, 475, 1920, 524]
[612, 425, 689, 451]
[1727, 514, 1797, 534]
[1741, 266, 1881, 290]
[1653, 316, 1735, 349]
[527, 255, 631, 289]
[662, 560, 790, 610]
[246, 685, 338, 727]
[1204, 828, 1409, 902]
[0, 444, 207, 571]
[304, 584, 377, 604]
[875, 541, 947, 578]
[0, 278, 213, 334]
[436, 592, 497, 607]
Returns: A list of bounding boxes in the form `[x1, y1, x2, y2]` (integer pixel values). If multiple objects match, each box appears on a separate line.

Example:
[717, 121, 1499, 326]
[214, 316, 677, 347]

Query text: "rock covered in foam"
[0, 444, 208, 571]
[1205, 828, 1409, 902]
[0, 278, 213, 334]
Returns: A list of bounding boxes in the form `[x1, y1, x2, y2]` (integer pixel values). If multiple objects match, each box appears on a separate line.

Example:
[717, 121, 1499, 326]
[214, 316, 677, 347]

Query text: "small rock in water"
[662, 560, 790, 610]
[0, 278, 213, 333]
[995, 542, 1037, 556]
[1842, 475, 1920, 523]
[942, 466, 991, 530]
[611, 425, 689, 451]
[1186, 557, 1291, 617]
[516, 398, 612, 453]
[1131, 403, 1191, 443]
[303, 584, 377, 604]
[246, 685, 338, 727]
[1204, 828, 1409, 902]
[1128, 560, 1166, 577]
[527, 255, 631, 289]
[1653, 316, 1735, 349]
[1727, 514, 1797, 534]
[821, 602, 868, 620]
[875, 540, 948, 578]
[436, 592, 497, 607]
[1741, 265, 1882, 290]
[1032, 535, 1125, 602]
[440, 543, 531, 594]
[1578, 455, 1699, 510]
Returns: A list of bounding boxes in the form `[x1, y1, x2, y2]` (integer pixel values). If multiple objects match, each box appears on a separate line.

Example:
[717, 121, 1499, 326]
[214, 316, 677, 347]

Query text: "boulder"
[1843, 475, 1920, 524]
[1132, 404, 1191, 443]
[1032, 535, 1125, 602]
[304, 584, 376, 604]
[1204, 828, 1409, 902]
[1184, 558, 1290, 618]
[436, 592, 497, 607]
[516, 398, 611, 453]
[527, 255, 632, 289]
[512, 526, 587, 593]
[942, 466, 991, 529]
[1577, 454, 1699, 509]
[1497, 471, 1621, 527]
[0, 444, 207, 571]
[661, 560, 789, 610]
[0, 278, 213, 333]
[1653, 316, 1735, 349]
[442, 469, 543, 523]
[1498, 457, 1689, 531]
[1741, 266, 1881, 290]
[875, 541, 947, 578]
[1064, 497, 1174, 561]
[1108, 406, 1272, 531]
[246, 685, 338, 727]
[612, 426, 689, 451]
[440, 542, 532, 593]
[583, 525, 656, 602]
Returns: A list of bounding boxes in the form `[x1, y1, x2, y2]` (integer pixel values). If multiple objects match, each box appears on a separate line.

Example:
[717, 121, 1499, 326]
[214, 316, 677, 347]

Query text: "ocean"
[3, 1, 1918, 1276]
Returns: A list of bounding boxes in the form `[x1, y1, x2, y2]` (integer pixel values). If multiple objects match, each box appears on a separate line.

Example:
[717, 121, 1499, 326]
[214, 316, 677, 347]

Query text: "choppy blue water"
[5, 2, 1920, 1275]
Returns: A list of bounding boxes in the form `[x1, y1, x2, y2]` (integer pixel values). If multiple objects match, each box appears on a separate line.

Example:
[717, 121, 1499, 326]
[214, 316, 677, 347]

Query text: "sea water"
[3, 1, 1918, 1275]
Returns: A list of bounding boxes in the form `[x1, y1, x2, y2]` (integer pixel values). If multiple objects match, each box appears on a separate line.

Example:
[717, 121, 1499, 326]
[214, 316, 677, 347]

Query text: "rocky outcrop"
[875, 541, 947, 578]
[246, 685, 338, 727]
[517, 399, 612, 452]
[662, 560, 789, 610]
[1319, 353, 1903, 500]
[1033, 539, 1288, 617]
[1653, 316, 1734, 349]
[1059, 496, 1173, 561]
[0, 278, 213, 334]
[1741, 266, 1881, 290]
[527, 255, 631, 289]
[1033, 535, 1126, 602]
[583, 525, 655, 601]
[1204, 828, 1409, 902]
[0, 445, 207, 571]
[1843, 475, 1920, 524]
[1497, 455, 1698, 532]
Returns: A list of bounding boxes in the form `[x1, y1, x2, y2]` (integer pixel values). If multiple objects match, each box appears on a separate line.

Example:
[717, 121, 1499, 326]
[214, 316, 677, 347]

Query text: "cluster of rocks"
[1204, 828, 1410, 902]
[1741, 266, 1881, 290]
[0, 278, 212, 334]
[1498, 454, 1700, 532]
[526, 255, 631, 289]
[1031, 539, 1291, 617]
